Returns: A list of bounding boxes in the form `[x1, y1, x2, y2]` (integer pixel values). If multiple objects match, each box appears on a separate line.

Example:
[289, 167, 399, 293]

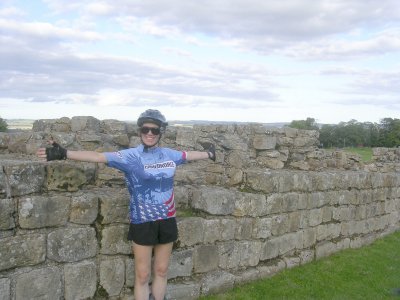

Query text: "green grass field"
[343, 147, 373, 162]
[200, 230, 400, 300]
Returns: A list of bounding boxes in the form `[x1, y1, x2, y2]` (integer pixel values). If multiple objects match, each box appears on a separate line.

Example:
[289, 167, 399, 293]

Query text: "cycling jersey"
[105, 144, 187, 224]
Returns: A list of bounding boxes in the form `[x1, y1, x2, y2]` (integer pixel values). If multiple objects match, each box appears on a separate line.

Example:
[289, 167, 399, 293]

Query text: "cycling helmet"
[137, 109, 168, 128]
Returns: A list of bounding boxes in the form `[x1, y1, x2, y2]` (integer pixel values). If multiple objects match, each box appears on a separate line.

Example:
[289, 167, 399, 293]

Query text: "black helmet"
[137, 109, 168, 128]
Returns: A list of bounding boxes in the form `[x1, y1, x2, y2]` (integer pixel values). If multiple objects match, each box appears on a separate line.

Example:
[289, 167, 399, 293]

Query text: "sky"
[0, 0, 399, 124]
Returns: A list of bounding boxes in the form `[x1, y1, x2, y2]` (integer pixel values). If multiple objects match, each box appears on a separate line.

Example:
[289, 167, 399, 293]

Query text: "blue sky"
[1, 0, 399, 124]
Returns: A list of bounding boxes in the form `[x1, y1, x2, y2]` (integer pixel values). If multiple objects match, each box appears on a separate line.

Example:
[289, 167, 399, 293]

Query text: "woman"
[37, 109, 216, 300]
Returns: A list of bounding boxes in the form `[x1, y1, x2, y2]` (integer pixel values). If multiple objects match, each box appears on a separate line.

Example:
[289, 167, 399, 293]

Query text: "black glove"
[46, 142, 67, 161]
[207, 144, 216, 162]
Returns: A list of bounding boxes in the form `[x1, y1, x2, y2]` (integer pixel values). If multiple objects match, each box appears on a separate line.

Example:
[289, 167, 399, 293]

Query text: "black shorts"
[128, 218, 178, 246]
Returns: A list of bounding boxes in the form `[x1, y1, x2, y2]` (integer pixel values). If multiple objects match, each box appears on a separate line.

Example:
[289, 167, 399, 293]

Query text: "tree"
[379, 118, 400, 147]
[0, 117, 7, 132]
[288, 117, 319, 130]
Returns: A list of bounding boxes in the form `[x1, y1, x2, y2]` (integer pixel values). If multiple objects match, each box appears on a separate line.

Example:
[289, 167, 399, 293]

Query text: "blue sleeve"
[105, 149, 141, 173]
[164, 148, 187, 166]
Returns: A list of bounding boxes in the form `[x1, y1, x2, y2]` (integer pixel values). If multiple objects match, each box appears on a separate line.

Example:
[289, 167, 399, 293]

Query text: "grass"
[199, 230, 400, 300]
[343, 147, 373, 162]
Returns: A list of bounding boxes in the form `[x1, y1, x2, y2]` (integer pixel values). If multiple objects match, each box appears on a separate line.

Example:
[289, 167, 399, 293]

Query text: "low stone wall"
[0, 117, 399, 300]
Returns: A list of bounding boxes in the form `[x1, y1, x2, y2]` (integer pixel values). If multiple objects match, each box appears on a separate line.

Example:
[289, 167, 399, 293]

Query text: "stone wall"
[0, 116, 399, 300]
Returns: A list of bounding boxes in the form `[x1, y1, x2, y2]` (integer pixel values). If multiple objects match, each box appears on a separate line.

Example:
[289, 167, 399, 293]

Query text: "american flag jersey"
[105, 144, 186, 224]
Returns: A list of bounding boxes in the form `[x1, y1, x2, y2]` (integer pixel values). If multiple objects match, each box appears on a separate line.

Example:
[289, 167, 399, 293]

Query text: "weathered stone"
[167, 282, 201, 300]
[100, 224, 131, 255]
[70, 192, 99, 224]
[99, 189, 130, 224]
[193, 244, 219, 273]
[100, 257, 125, 297]
[125, 257, 135, 288]
[202, 219, 222, 243]
[46, 162, 96, 191]
[256, 157, 285, 169]
[19, 195, 70, 228]
[0, 198, 15, 230]
[169, 249, 193, 279]
[315, 241, 337, 259]
[47, 227, 97, 262]
[235, 217, 253, 240]
[0, 234, 45, 271]
[201, 270, 236, 295]
[0, 278, 10, 300]
[192, 186, 236, 215]
[71, 116, 100, 132]
[101, 119, 127, 134]
[177, 217, 204, 247]
[15, 267, 62, 300]
[233, 192, 267, 217]
[234, 268, 260, 285]
[64, 260, 97, 300]
[253, 135, 276, 150]
[3, 162, 45, 196]
[252, 217, 272, 239]
[176, 127, 196, 148]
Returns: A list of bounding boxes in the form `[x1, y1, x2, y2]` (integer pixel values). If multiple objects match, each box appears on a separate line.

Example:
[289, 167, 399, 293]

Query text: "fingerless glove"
[46, 142, 67, 161]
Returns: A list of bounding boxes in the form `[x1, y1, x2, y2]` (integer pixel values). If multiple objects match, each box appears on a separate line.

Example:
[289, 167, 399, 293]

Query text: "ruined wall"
[0, 117, 399, 300]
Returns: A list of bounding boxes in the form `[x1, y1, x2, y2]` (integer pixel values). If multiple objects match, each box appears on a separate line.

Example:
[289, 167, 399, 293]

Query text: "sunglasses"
[140, 126, 161, 135]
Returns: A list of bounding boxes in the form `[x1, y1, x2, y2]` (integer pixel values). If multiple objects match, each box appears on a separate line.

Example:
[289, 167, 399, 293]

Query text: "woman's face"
[139, 122, 161, 147]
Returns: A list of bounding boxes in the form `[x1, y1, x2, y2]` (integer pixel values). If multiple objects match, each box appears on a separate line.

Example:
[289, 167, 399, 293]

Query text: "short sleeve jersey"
[105, 144, 187, 224]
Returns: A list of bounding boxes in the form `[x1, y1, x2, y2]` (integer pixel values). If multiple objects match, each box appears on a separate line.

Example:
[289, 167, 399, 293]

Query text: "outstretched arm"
[186, 144, 216, 162]
[36, 141, 107, 163]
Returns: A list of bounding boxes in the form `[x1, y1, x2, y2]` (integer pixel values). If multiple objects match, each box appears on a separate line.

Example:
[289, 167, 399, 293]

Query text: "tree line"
[288, 117, 400, 148]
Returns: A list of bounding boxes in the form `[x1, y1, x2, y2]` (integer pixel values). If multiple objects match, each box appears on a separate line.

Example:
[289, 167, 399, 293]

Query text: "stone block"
[253, 135, 276, 150]
[0, 234, 45, 271]
[193, 244, 219, 273]
[100, 224, 131, 255]
[46, 162, 96, 192]
[0, 167, 7, 197]
[234, 268, 260, 285]
[177, 217, 205, 247]
[245, 170, 277, 194]
[100, 257, 125, 297]
[315, 241, 337, 259]
[219, 218, 236, 241]
[70, 192, 99, 224]
[257, 259, 286, 278]
[123, 258, 135, 289]
[270, 214, 289, 236]
[0, 198, 15, 230]
[71, 116, 100, 132]
[235, 217, 253, 239]
[192, 186, 236, 215]
[19, 195, 70, 228]
[233, 192, 267, 217]
[252, 217, 272, 239]
[201, 270, 235, 295]
[169, 249, 193, 279]
[218, 241, 241, 269]
[47, 227, 97, 262]
[203, 219, 222, 243]
[0, 278, 10, 300]
[99, 189, 130, 224]
[167, 282, 201, 300]
[15, 267, 62, 300]
[64, 260, 97, 300]
[302, 227, 316, 248]
[4, 162, 45, 196]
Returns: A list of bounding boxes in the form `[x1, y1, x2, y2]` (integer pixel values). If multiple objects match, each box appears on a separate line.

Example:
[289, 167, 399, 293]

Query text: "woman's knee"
[135, 268, 151, 285]
[153, 262, 169, 278]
